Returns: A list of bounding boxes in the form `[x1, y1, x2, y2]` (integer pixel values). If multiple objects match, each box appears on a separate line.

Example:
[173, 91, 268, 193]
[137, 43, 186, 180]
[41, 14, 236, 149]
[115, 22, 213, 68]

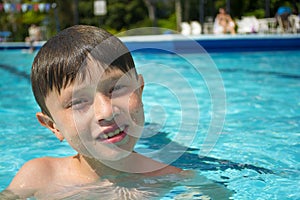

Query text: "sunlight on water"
[0, 50, 299, 199]
[0, 171, 232, 200]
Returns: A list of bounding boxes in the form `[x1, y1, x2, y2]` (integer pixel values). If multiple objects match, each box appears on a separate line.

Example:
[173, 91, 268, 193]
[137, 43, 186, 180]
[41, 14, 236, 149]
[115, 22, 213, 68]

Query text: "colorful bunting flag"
[45, 3, 51, 12]
[16, 4, 21, 12]
[38, 3, 45, 12]
[4, 3, 11, 12]
[33, 4, 39, 12]
[0, 3, 54, 13]
[27, 4, 33, 11]
[21, 4, 27, 12]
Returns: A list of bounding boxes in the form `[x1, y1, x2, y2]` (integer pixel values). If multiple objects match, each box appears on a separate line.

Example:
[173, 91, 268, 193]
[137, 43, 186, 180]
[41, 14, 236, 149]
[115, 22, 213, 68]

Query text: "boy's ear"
[36, 112, 64, 141]
[138, 74, 144, 94]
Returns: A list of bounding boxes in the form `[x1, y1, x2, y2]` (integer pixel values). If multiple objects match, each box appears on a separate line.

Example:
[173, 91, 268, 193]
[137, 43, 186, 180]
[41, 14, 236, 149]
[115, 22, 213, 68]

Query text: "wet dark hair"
[31, 25, 136, 117]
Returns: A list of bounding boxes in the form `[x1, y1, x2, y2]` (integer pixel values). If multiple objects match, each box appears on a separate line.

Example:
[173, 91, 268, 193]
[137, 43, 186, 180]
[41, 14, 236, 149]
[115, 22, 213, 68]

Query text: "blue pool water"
[0, 49, 300, 199]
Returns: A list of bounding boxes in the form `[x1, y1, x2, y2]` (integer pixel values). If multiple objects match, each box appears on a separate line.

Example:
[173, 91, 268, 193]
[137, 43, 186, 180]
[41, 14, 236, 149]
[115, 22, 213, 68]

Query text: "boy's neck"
[75, 152, 171, 179]
[75, 153, 132, 179]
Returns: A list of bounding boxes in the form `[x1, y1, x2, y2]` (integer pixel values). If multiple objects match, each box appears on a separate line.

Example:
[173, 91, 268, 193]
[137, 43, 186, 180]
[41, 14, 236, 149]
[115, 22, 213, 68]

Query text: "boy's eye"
[110, 84, 127, 94]
[68, 98, 90, 110]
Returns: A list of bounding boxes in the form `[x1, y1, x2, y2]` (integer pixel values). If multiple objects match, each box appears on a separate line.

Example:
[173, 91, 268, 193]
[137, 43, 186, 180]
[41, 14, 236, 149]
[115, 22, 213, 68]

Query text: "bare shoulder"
[152, 163, 182, 176]
[6, 157, 65, 198]
[135, 153, 182, 176]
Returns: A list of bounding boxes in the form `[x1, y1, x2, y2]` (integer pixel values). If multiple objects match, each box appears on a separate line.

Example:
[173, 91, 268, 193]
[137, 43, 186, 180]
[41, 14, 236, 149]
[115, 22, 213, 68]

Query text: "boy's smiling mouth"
[96, 126, 128, 144]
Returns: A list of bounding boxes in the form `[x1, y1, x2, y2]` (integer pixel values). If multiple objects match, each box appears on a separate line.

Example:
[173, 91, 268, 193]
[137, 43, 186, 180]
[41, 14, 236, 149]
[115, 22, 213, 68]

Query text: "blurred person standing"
[214, 8, 236, 35]
[25, 24, 41, 52]
[275, 6, 292, 32]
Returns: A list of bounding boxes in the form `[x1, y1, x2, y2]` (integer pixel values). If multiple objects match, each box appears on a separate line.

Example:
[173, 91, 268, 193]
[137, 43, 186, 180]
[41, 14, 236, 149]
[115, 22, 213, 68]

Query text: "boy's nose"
[94, 94, 119, 125]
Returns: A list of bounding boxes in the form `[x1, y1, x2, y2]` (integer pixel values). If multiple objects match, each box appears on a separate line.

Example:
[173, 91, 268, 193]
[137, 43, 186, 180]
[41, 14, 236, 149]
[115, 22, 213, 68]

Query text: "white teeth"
[102, 134, 108, 139]
[98, 127, 124, 140]
[114, 128, 120, 135]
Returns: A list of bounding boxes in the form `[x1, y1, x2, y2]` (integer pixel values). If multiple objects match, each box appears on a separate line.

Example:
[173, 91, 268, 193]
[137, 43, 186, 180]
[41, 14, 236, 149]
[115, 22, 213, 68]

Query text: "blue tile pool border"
[1, 34, 300, 53]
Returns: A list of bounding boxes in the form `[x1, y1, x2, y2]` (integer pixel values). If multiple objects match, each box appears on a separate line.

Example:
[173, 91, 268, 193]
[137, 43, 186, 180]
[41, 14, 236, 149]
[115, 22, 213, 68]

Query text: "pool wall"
[1, 34, 300, 53]
[121, 34, 300, 53]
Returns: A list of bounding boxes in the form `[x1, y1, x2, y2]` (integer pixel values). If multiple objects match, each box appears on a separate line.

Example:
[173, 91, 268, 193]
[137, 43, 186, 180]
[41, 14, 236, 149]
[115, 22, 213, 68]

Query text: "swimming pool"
[0, 48, 299, 199]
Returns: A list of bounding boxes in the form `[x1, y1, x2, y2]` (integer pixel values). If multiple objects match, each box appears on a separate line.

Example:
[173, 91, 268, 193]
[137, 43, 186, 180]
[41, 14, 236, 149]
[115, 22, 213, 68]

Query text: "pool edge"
[1, 34, 300, 53]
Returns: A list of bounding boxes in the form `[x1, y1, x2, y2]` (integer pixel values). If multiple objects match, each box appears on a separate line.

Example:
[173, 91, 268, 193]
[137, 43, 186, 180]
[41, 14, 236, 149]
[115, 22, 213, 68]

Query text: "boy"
[3, 25, 181, 199]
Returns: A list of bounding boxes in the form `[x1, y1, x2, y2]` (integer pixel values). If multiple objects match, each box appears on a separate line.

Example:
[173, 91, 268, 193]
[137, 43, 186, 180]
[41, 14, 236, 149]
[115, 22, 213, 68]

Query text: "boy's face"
[39, 62, 144, 161]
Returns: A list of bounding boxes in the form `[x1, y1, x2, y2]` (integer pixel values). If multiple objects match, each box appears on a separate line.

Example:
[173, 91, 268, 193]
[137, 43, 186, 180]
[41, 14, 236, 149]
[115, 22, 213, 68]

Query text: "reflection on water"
[1, 171, 232, 200]
[39, 171, 231, 200]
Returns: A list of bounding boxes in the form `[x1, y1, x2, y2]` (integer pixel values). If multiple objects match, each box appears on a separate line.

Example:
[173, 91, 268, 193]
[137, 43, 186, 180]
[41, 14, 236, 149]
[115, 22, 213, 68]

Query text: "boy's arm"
[5, 158, 52, 198]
